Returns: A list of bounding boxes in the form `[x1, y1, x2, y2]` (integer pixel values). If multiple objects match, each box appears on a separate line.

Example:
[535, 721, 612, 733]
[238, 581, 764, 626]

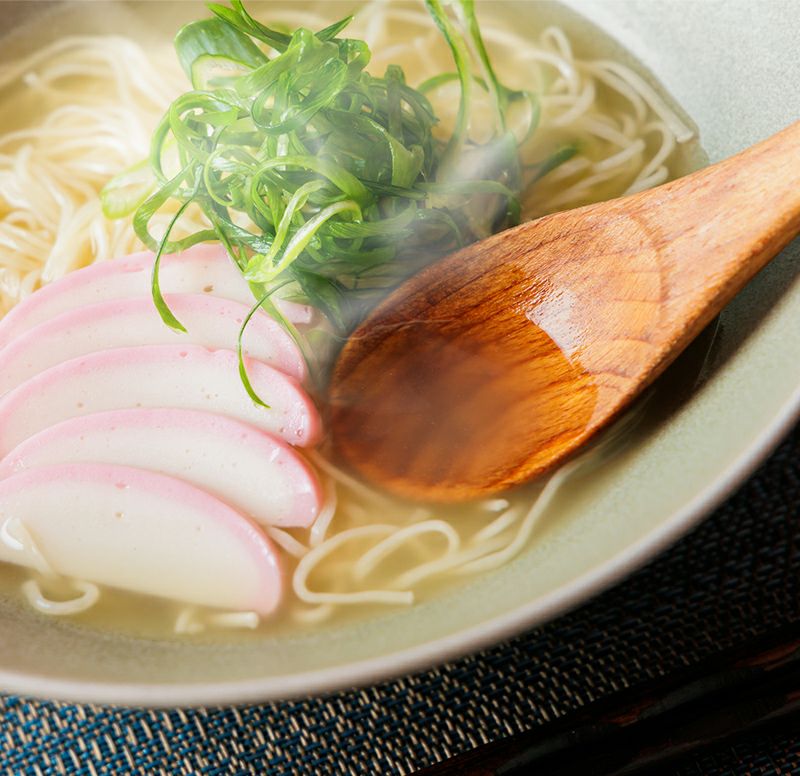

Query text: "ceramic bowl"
[0, 0, 797, 705]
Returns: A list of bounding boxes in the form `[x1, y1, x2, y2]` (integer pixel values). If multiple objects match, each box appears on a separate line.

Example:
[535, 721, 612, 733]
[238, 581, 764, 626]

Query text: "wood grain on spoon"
[330, 121, 800, 502]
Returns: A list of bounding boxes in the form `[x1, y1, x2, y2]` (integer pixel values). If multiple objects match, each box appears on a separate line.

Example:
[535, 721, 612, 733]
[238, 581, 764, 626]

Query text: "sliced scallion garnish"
[103, 1, 573, 399]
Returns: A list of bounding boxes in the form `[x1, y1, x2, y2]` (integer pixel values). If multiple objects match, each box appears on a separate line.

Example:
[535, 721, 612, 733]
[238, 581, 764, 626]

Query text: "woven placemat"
[1, 422, 798, 775]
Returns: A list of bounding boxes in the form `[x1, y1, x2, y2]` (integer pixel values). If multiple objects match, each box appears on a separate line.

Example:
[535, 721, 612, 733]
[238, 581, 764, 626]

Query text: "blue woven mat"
[1, 422, 798, 775]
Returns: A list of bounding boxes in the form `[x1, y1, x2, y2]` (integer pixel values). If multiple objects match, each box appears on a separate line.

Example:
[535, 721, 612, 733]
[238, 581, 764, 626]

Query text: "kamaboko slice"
[0, 344, 321, 455]
[0, 294, 306, 395]
[0, 463, 282, 614]
[0, 409, 321, 528]
[0, 243, 313, 347]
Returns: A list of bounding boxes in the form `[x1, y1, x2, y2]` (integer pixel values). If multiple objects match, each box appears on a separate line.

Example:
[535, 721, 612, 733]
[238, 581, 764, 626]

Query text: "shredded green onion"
[103, 0, 572, 399]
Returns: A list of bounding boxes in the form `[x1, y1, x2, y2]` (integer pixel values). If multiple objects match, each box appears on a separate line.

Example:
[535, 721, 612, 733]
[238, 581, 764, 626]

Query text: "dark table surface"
[0, 422, 798, 775]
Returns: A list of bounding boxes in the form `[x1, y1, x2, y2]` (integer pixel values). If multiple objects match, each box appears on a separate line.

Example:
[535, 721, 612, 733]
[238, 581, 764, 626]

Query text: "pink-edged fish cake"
[0, 409, 321, 528]
[0, 293, 306, 395]
[0, 463, 282, 614]
[0, 243, 315, 348]
[0, 344, 322, 455]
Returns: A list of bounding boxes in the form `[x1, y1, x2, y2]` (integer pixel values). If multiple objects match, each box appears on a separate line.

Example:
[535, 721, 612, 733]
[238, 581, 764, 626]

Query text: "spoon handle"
[629, 120, 800, 335]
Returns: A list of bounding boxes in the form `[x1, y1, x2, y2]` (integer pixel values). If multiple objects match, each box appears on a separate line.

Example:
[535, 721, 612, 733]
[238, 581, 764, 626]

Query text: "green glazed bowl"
[0, 0, 797, 705]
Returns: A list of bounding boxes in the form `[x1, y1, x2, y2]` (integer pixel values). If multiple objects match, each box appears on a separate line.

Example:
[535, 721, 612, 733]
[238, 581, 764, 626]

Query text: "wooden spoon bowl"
[329, 122, 800, 502]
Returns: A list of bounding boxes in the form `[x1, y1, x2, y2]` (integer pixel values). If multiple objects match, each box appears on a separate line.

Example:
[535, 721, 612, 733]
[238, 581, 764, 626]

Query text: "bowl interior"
[0, 0, 798, 705]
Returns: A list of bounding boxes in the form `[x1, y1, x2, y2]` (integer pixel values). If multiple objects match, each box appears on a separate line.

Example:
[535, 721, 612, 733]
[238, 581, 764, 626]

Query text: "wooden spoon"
[329, 121, 800, 502]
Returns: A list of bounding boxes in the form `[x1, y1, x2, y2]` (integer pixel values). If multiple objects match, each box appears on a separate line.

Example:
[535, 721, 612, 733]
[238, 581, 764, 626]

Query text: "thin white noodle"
[353, 520, 461, 581]
[393, 536, 509, 589]
[294, 525, 414, 605]
[481, 498, 511, 513]
[207, 611, 260, 630]
[541, 26, 574, 63]
[21, 578, 99, 616]
[619, 112, 638, 139]
[309, 476, 338, 548]
[592, 138, 646, 173]
[456, 458, 586, 575]
[0, 36, 184, 315]
[307, 451, 394, 508]
[513, 49, 579, 91]
[471, 506, 523, 544]
[174, 607, 260, 634]
[547, 167, 623, 208]
[587, 59, 694, 142]
[478, 23, 579, 91]
[573, 115, 634, 148]
[551, 79, 595, 128]
[1, 518, 53, 576]
[361, 0, 390, 49]
[266, 527, 309, 559]
[544, 156, 592, 183]
[174, 608, 204, 635]
[367, 6, 443, 31]
[583, 63, 648, 124]
[632, 121, 676, 183]
[2, 518, 101, 616]
[0, 36, 145, 90]
[543, 93, 591, 108]
[625, 166, 669, 195]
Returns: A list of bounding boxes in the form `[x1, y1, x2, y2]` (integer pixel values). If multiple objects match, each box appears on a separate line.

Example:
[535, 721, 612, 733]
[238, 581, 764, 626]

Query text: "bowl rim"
[1, 387, 796, 707]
